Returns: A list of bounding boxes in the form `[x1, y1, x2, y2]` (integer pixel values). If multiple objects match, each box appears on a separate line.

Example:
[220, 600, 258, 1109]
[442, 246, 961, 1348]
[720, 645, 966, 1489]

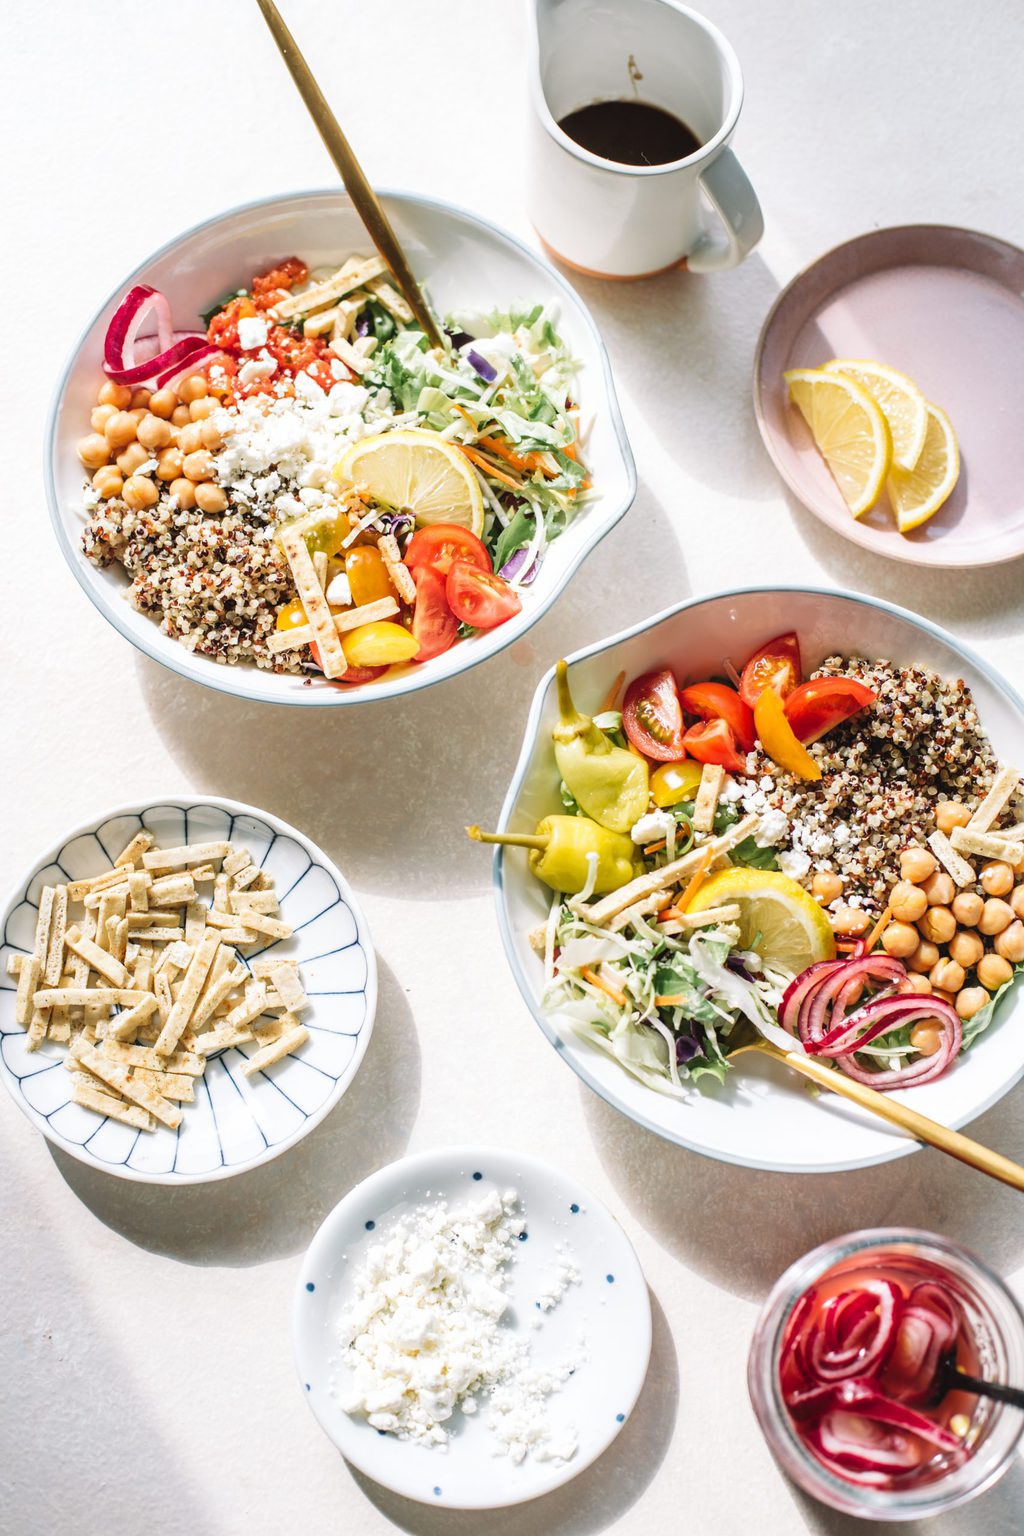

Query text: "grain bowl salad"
[472, 630, 1024, 1099]
[77, 255, 588, 685]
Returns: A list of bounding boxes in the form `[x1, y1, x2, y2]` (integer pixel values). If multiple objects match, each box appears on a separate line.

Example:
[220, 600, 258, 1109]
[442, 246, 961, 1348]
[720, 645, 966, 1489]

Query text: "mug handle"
[687, 148, 764, 273]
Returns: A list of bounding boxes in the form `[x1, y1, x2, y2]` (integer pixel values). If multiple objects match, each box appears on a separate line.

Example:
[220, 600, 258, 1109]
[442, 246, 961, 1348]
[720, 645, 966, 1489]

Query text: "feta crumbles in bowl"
[46, 190, 635, 706]
[493, 587, 1024, 1174]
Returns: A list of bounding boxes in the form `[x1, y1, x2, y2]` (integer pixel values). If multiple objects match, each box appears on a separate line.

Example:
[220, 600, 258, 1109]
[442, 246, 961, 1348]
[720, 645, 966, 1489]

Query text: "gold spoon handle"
[747, 1040, 1024, 1192]
[255, 0, 443, 348]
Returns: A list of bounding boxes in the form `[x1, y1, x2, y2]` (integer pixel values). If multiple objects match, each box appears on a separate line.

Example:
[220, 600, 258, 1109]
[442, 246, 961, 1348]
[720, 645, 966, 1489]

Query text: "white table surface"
[4, 2, 1024, 1532]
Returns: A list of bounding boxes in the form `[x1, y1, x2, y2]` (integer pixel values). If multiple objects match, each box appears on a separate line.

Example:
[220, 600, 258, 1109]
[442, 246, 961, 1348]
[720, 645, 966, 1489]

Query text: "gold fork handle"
[752, 1041, 1024, 1192]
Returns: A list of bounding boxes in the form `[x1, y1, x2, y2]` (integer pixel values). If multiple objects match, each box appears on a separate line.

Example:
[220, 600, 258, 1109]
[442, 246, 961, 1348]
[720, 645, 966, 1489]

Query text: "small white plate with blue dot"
[293, 1145, 651, 1509]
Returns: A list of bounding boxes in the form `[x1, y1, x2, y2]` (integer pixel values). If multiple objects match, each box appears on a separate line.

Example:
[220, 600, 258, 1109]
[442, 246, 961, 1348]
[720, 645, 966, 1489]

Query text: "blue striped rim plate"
[0, 797, 376, 1184]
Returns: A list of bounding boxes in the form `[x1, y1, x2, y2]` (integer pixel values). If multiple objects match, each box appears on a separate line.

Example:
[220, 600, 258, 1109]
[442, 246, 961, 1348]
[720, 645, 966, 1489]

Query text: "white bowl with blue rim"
[293, 1145, 651, 1508]
[493, 586, 1024, 1175]
[45, 188, 635, 707]
[0, 796, 375, 1183]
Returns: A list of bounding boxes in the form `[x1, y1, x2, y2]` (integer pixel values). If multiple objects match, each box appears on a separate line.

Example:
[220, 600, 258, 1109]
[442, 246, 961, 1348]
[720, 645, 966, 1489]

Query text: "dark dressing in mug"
[557, 99, 702, 166]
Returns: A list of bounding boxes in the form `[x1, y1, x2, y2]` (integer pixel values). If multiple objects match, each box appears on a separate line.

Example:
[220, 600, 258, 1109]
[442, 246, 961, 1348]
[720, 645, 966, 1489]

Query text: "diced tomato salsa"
[204, 257, 344, 401]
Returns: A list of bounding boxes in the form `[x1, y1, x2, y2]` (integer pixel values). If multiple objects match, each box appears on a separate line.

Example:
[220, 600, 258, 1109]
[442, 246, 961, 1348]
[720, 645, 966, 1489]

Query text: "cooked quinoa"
[738, 656, 1021, 911]
[82, 495, 303, 672]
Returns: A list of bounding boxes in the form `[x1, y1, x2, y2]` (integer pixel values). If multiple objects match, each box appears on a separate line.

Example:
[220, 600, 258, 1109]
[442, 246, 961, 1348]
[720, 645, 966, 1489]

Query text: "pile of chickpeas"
[76, 374, 228, 516]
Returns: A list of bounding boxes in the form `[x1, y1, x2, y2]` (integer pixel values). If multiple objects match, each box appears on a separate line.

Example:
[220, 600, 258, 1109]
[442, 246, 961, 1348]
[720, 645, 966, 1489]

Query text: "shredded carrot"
[643, 840, 668, 856]
[865, 906, 893, 954]
[601, 670, 626, 713]
[458, 444, 523, 491]
[675, 849, 713, 915]
[655, 992, 690, 1007]
[581, 966, 627, 1008]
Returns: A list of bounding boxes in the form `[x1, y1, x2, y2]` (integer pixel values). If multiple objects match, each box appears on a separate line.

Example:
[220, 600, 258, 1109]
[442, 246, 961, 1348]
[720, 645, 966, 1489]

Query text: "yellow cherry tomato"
[276, 598, 308, 631]
[651, 759, 704, 807]
[345, 545, 396, 607]
[342, 621, 420, 668]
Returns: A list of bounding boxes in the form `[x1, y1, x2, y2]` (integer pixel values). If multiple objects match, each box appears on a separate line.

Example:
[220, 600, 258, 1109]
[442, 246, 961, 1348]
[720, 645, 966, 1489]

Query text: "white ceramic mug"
[528, 0, 764, 278]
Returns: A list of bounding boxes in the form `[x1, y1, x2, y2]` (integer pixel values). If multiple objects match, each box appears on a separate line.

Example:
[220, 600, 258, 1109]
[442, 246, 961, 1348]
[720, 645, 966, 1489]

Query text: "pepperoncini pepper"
[551, 661, 649, 833]
[467, 816, 636, 895]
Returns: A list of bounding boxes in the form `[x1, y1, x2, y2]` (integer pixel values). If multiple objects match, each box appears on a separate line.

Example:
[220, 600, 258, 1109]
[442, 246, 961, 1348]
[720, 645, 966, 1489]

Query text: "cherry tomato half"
[683, 718, 747, 775]
[411, 565, 459, 662]
[405, 524, 492, 579]
[309, 642, 386, 685]
[445, 560, 522, 629]
[679, 681, 756, 754]
[739, 632, 802, 709]
[622, 669, 686, 761]
[783, 677, 877, 744]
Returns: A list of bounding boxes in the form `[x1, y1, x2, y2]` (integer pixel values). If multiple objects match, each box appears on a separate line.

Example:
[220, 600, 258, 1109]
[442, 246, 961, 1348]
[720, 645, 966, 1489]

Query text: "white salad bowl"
[0, 796, 375, 1183]
[494, 586, 1024, 1174]
[45, 189, 635, 707]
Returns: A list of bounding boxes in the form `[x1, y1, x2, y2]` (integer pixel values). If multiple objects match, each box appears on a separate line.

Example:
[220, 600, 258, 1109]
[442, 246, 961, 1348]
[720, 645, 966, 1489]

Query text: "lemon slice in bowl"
[335, 428, 485, 534]
[823, 358, 929, 472]
[784, 367, 891, 518]
[689, 868, 836, 972]
[886, 402, 960, 533]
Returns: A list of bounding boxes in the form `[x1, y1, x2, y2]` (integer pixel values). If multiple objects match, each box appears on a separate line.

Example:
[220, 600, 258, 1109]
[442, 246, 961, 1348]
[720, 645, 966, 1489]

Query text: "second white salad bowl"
[493, 586, 1024, 1175]
[46, 189, 635, 707]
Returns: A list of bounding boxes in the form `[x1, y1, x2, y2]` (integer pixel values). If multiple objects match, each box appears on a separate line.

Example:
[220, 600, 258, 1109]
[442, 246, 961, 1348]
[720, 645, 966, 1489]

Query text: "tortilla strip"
[108, 994, 159, 1043]
[251, 1013, 290, 1046]
[142, 841, 231, 872]
[15, 955, 40, 1026]
[71, 1042, 181, 1129]
[607, 891, 676, 933]
[223, 850, 251, 879]
[231, 863, 262, 891]
[33, 986, 147, 1009]
[128, 1068, 195, 1103]
[271, 255, 387, 320]
[367, 276, 414, 323]
[43, 886, 69, 986]
[194, 1022, 257, 1055]
[65, 925, 130, 988]
[230, 890, 280, 916]
[377, 533, 417, 605]
[192, 961, 248, 1030]
[269, 963, 307, 1014]
[927, 829, 977, 889]
[67, 867, 131, 902]
[249, 956, 297, 979]
[224, 910, 292, 941]
[101, 1040, 204, 1075]
[6, 953, 23, 977]
[242, 1023, 309, 1076]
[950, 825, 1024, 868]
[279, 525, 348, 678]
[692, 765, 726, 835]
[584, 815, 760, 925]
[149, 874, 196, 907]
[155, 931, 220, 1055]
[71, 1076, 154, 1131]
[265, 595, 399, 654]
[999, 822, 1024, 842]
[33, 886, 55, 967]
[132, 949, 153, 995]
[126, 911, 178, 929]
[659, 903, 742, 936]
[967, 766, 1021, 834]
[83, 882, 130, 911]
[116, 829, 155, 867]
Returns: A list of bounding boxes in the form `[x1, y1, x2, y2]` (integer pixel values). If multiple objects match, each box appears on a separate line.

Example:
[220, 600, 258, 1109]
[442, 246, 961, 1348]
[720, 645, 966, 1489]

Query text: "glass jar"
[748, 1228, 1024, 1521]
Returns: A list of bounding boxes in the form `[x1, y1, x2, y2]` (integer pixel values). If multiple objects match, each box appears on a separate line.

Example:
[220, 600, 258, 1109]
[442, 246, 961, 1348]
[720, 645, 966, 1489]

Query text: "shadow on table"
[137, 475, 689, 902]
[49, 958, 419, 1265]
[348, 1285, 678, 1536]
[792, 1455, 1024, 1536]
[582, 1083, 1024, 1302]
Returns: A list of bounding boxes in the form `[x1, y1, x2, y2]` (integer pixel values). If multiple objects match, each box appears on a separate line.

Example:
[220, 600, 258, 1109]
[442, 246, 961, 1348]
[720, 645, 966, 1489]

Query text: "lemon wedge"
[823, 359, 928, 472]
[784, 367, 891, 517]
[689, 867, 836, 972]
[886, 402, 960, 533]
[335, 428, 484, 535]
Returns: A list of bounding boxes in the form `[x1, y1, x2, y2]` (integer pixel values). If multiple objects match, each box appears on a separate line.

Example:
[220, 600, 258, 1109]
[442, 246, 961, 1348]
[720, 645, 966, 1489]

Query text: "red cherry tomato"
[405, 524, 492, 579]
[411, 565, 459, 662]
[739, 632, 803, 708]
[445, 561, 522, 629]
[682, 718, 747, 774]
[679, 681, 756, 754]
[783, 678, 877, 744]
[622, 669, 686, 761]
[309, 642, 386, 684]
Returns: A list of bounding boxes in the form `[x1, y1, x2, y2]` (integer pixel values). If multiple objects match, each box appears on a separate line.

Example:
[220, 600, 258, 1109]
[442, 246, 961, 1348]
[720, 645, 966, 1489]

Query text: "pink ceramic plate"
[754, 225, 1024, 567]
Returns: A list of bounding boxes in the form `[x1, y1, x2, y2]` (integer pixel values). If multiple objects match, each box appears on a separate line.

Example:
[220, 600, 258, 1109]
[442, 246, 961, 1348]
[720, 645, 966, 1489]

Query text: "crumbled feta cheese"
[294, 368, 326, 402]
[779, 848, 811, 880]
[325, 572, 351, 606]
[237, 315, 269, 351]
[754, 809, 788, 847]
[630, 809, 676, 845]
[238, 357, 277, 387]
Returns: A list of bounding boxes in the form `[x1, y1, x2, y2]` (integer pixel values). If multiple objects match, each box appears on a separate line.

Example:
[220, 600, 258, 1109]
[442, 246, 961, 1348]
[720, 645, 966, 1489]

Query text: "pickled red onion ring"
[103, 284, 210, 386]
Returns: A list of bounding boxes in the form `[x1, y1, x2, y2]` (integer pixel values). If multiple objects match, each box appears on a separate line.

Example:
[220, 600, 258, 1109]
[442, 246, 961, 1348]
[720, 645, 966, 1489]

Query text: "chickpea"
[200, 418, 223, 450]
[949, 929, 984, 970]
[182, 449, 213, 483]
[889, 881, 928, 923]
[171, 404, 192, 426]
[957, 987, 990, 1020]
[116, 442, 149, 476]
[899, 974, 933, 995]
[909, 939, 940, 974]
[919, 906, 956, 945]
[900, 847, 937, 885]
[188, 396, 219, 421]
[104, 411, 137, 450]
[881, 921, 920, 958]
[90, 404, 118, 433]
[155, 448, 183, 482]
[97, 380, 132, 409]
[178, 374, 208, 403]
[977, 952, 1014, 992]
[176, 423, 204, 456]
[841, 978, 864, 1007]
[952, 890, 984, 927]
[980, 861, 1014, 897]
[92, 468, 123, 499]
[127, 407, 148, 427]
[194, 481, 227, 514]
[136, 413, 172, 451]
[828, 905, 870, 936]
[77, 433, 111, 469]
[169, 477, 197, 509]
[936, 801, 972, 834]
[1010, 885, 1024, 921]
[929, 957, 965, 993]
[978, 898, 1014, 937]
[922, 871, 955, 906]
[147, 388, 179, 419]
[122, 474, 159, 510]
[910, 1021, 945, 1057]
[995, 919, 1024, 964]
[812, 870, 843, 905]
[932, 988, 957, 1006]
[129, 386, 151, 409]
